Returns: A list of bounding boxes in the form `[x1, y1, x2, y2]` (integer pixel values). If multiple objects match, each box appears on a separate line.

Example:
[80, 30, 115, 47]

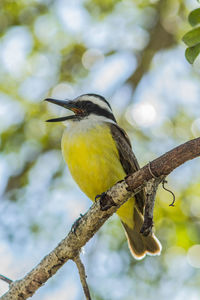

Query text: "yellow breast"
[62, 123, 125, 199]
[61, 122, 134, 228]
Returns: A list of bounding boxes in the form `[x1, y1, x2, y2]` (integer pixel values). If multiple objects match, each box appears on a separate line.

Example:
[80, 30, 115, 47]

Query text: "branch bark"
[1, 137, 200, 300]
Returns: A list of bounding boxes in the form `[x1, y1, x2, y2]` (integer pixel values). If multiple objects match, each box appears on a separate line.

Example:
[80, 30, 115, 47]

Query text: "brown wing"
[110, 123, 145, 213]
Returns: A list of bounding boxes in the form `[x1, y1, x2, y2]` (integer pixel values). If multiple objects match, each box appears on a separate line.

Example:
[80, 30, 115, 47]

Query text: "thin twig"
[0, 275, 12, 285]
[74, 255, 91, 300]
[162, 179, 176, 207]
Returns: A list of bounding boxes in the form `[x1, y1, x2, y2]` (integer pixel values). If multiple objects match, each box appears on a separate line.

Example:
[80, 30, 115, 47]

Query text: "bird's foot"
[95, 192, 117, 211]
[95, 194, 103, 202]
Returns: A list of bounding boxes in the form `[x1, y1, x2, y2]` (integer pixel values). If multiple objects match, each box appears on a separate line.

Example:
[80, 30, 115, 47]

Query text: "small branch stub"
[140, 174, 164, 236]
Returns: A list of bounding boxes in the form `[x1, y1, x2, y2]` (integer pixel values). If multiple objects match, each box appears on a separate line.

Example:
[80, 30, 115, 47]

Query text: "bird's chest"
[61, 123, 125, 200]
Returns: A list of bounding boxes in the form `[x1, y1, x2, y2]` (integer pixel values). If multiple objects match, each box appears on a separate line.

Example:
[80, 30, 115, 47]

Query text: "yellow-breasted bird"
[45, 93, 161, 259]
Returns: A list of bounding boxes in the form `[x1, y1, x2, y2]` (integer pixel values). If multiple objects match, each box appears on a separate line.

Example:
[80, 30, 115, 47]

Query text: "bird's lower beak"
[45, 98, 81, 122]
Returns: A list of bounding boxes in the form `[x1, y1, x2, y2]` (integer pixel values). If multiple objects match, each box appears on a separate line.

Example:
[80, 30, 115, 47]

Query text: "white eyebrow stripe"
[77, 95, 112, 112]
[62, 113, 117, 130]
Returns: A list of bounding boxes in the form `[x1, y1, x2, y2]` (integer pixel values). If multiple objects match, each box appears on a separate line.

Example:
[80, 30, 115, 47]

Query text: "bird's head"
[45, 93, 116, 123]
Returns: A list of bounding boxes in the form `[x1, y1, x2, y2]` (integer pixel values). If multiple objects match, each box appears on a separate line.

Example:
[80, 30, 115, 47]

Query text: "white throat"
[63, 114, 116, 134]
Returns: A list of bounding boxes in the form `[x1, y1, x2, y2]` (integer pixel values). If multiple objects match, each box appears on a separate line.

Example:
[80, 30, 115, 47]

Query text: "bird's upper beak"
[45, 98, 84, 122]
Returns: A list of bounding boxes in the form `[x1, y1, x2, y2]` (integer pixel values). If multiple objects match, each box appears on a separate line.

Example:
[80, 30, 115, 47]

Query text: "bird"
[45, 93, 161, 259]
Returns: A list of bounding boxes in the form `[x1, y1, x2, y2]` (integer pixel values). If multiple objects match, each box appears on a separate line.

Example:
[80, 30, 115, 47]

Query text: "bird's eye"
[84, 101, 92, 109]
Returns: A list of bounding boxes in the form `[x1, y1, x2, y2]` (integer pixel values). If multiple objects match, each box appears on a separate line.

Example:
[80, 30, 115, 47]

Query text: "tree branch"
[1, 137, 200, 300]
[74, 255, 91, 300]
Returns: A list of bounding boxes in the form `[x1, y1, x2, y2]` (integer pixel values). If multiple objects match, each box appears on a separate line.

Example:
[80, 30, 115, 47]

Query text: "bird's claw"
[95, 192, 107, 206]
[95, 194, 102, 202]
[95, 192, 116, 211]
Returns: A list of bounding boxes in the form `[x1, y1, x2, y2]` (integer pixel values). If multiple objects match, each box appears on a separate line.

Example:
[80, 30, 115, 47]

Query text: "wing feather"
[110, 123, 145, 213]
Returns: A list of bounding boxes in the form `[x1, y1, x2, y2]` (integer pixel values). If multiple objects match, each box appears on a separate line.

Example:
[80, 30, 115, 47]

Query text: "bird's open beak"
[45, 98, 83, 122]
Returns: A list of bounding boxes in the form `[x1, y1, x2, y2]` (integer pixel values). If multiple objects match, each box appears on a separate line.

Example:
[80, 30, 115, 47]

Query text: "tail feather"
[121, 207, 161, 259]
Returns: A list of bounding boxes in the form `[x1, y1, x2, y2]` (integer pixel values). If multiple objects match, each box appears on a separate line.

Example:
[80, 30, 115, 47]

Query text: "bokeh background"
[0, 0, 200, 299]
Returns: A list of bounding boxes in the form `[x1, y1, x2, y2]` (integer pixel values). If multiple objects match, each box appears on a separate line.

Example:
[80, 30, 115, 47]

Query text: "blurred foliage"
[0, 0, 200, 299]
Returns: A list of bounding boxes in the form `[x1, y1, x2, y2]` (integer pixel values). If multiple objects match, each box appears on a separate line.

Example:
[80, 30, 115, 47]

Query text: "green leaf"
[182, 27, 200, 47]
[188, 8, 200, 26]
[185, 43, 200, 64]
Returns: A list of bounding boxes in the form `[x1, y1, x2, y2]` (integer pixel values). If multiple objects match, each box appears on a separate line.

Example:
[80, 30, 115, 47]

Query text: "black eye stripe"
[79, 93, 112, 110]
[77, 101, 116, 123]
